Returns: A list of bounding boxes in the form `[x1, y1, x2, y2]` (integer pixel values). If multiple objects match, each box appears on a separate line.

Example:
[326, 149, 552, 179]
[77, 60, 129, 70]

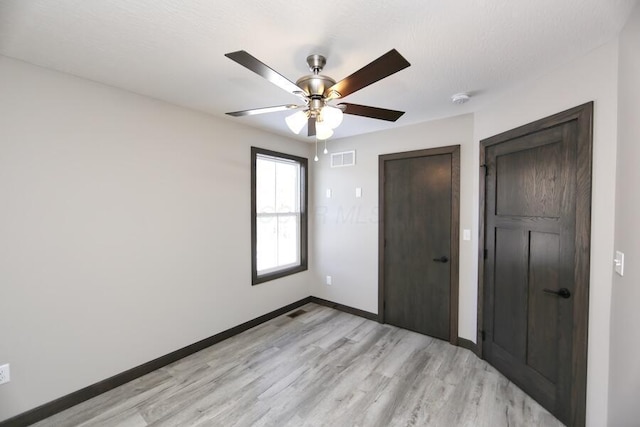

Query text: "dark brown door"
[380, 146, 459, 343]
[480, 103, 592, 426]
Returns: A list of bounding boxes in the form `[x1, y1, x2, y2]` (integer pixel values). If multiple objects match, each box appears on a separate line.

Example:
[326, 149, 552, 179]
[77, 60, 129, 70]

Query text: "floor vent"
[287, 309, 307, 318]
[331, 150, 356, 168]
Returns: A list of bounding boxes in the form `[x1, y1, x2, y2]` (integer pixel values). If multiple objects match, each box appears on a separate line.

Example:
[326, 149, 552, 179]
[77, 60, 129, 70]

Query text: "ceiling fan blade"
[226, 104, 301, 117]
[225, 50, 304, 95]
[308, 117, 316, 137]
[338, 103, 405, 122]
[326, 49, 410, 99]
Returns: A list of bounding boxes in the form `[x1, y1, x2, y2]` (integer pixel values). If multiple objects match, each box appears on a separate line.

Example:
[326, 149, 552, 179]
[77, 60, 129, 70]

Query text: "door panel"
[528, 231, 560, 383]
[493, 227, 528, 359]
[385, 154, 451, 339]
[480, 103, 593, 426]
[496, 141, 562, 217]
[380, 146, 460, 343]
[486, 123, 573, 420]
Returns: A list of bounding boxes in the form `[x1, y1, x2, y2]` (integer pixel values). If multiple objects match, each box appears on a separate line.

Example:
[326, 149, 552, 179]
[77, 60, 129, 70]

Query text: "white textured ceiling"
[0, 0, 636, 141]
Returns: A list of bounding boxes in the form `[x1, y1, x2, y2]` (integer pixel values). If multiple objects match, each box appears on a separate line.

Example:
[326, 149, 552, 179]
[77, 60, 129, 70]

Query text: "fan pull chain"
[323, 139, 328, 155]
[314, 138, 319, 162]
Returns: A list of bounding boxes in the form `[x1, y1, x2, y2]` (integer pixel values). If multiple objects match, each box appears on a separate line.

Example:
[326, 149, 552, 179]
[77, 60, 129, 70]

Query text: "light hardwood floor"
[33, 303, 563, 426]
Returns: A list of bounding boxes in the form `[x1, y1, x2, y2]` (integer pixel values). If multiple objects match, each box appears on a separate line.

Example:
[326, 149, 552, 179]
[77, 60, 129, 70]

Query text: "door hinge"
[384, 238, 387, 248]
[481, 330, 486, 341]
[484, 249, 488, 259]
[480, 164, 488, 176]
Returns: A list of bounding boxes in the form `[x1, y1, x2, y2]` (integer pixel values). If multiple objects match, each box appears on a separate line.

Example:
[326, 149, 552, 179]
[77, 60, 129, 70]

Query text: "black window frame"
[251, 146, 308, 285]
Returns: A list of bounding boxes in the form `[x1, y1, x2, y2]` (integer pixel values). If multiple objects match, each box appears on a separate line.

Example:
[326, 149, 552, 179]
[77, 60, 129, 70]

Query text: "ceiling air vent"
[330, 150, 356, 168]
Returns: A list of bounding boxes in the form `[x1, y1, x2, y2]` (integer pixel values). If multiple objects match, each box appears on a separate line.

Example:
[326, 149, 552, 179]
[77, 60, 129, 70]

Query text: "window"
[251, 147, 308, 285]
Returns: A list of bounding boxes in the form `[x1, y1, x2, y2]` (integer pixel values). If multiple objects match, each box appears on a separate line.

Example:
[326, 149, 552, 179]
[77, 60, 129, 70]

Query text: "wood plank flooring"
[32, 303, 563, 426]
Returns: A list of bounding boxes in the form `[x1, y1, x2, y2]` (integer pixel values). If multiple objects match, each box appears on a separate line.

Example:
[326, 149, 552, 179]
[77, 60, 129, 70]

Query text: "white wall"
[0, 56, 311, 421]
[474, 41, 619, 427]
[609, 3, 640, 426]
[312, 40, 620, 426]
[0, 28, 632, 425]
[309, 114, 475, 338]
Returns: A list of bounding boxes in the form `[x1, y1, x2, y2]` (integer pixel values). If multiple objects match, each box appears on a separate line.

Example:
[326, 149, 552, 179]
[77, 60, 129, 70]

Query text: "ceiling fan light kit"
[225, 49, 411, 141]
[320, 105, 344, 129]
[315, 120, 334, 140]
[285, 110, 308, 134]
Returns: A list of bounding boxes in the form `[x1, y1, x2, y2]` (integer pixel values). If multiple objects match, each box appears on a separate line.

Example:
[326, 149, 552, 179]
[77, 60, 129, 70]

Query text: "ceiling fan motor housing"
[296, 74, 336, 98]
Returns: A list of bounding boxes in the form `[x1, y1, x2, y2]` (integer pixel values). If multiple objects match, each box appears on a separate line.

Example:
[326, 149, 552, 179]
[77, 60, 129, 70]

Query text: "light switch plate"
[0, 364, 10, 385]
[326, 188, 332, 198]
[355, 187, 362, 198]
[463, 229, 471, 241]
[614, 251, 624, 276]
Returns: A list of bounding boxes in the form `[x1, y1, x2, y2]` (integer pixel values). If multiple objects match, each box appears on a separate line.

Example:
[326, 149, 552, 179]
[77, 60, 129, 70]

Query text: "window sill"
[252, 264, 308, 285]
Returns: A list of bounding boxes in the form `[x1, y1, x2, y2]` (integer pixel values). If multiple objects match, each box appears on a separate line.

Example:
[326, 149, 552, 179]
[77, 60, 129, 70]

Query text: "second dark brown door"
[380, 146, 460, 342]
[480, 103, 592, 426]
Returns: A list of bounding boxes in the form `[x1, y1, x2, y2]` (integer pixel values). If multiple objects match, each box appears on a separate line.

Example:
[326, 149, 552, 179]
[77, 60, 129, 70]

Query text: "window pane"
[278, 214, 300, 267]
[252, 147, 307, 284]
[275, 161, 299, 214]
[256, 215, 277, 273]
[256, 158, 275, 214]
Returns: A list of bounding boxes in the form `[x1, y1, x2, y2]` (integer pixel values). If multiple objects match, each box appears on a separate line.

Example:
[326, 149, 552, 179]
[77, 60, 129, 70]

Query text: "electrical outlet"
[326, 275, 332, 285]
[0, 364, 10, 385]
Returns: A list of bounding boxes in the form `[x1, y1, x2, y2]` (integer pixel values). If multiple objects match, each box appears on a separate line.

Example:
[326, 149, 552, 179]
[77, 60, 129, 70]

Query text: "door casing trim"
[378, 145, 461, 345]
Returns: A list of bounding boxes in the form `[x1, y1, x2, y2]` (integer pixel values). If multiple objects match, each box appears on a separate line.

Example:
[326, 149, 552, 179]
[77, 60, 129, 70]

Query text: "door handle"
[543, 287, 571, 299]
[433, 256, 449, 263]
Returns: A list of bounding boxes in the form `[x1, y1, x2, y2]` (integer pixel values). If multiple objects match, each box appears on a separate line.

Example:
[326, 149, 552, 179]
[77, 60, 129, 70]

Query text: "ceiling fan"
[225, 49, 411, 140]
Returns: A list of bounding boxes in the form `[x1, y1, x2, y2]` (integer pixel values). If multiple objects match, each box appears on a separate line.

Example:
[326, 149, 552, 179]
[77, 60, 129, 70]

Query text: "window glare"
[256, 216, 278, 272]
[256, 159, 276, 214]
[275, 162, 299, 213]
[254, 151, 305, 279]
[277, 215, 299, 266]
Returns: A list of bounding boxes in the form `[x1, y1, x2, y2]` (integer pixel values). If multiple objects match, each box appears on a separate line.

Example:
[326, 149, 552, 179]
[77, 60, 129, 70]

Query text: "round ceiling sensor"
[451, 92, 470, 104]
